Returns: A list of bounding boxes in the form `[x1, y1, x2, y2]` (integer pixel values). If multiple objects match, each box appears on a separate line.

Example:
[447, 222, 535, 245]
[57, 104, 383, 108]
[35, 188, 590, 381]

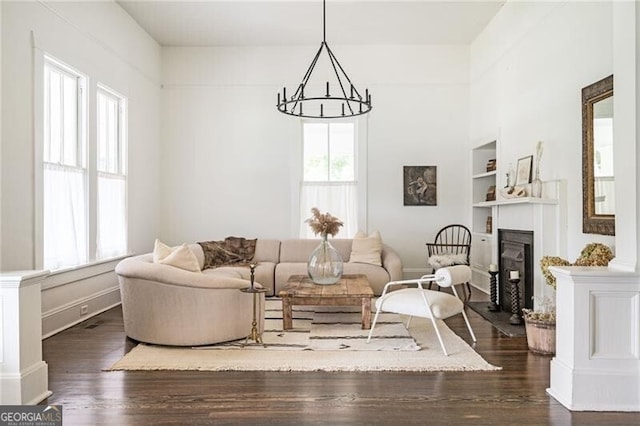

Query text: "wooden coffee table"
[278, 274, 374, 330]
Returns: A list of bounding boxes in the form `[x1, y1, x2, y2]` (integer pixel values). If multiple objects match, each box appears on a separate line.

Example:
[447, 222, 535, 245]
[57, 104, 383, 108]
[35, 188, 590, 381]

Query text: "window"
[300, 122, 358, 238]
[96, 86, 127, 259]
[40, 55, 128, 270]
[43, 58, 88, 269]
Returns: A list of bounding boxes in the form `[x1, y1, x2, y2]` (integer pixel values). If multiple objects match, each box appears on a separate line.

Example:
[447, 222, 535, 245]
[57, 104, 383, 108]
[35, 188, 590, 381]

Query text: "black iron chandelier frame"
[276, 0, 372, 119]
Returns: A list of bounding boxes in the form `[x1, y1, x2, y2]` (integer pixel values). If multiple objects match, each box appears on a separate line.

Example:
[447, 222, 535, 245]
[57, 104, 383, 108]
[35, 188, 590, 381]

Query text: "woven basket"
[524, 317, 556, 355]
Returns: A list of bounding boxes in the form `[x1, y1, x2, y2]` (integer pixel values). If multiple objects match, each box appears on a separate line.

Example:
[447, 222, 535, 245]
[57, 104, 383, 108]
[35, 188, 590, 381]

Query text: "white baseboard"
[42, 286, 121, 338]
[548, 358, 640, 411]
[0, 361, 51, 405]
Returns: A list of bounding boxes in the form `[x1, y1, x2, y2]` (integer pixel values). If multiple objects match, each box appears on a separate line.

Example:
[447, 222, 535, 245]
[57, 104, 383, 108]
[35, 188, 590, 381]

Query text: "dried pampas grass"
[305, 207, 343, 237]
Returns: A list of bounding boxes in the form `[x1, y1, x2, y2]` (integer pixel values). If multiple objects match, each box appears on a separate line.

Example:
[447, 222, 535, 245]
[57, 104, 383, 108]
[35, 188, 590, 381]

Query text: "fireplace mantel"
[473, 197, 558, 207]
[469, 180, 566, 303]
[491, 181, 566, 307]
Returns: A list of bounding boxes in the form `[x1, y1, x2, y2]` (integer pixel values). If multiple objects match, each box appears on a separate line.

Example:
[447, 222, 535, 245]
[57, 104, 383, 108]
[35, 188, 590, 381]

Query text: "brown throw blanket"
[198, 237, 257, 270]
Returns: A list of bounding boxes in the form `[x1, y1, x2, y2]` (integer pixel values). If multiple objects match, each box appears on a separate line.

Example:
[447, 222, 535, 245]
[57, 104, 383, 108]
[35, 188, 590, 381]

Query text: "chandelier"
[276, 0, 372, 119]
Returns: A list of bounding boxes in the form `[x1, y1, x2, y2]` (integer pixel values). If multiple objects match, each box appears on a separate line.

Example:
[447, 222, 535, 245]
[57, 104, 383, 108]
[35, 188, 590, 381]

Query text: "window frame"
[295, 118, 368, 238]
[37, 55, 89, 269]
[96, 84, 128, 259]
[34, 51, 129, 270]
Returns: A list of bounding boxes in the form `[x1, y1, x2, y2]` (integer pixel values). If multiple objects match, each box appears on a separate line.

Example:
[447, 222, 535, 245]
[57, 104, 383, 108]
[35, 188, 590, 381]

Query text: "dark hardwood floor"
[42, 292, 639, 425]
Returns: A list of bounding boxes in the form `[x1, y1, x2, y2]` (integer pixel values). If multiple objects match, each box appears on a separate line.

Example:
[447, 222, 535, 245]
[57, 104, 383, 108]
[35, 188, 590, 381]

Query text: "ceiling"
[117, 1, 506, 47]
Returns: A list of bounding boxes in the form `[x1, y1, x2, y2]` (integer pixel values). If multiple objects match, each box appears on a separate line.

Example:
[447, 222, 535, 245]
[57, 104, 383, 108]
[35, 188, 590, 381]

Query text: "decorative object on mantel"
[524, 242, 613, 355]
[500, 185, 526, 199]
[505, 162, 515, 188]
[276, 0, 372, 119]
[305, 207, 344, 284]
[515, 155, 533, 186]
[531, 141, 544, 198]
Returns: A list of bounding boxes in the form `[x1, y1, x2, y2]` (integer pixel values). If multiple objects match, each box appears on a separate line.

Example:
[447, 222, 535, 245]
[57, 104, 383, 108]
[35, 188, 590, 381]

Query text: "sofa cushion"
[280, 238, 353, 263]
[253, 239, 281, 263]
[153, 239, 201, 273]
[349, 231, 382, 266]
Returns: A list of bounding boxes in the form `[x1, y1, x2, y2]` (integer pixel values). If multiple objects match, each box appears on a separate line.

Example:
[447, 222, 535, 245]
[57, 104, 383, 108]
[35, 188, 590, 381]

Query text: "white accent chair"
[367, 265, 476, 356]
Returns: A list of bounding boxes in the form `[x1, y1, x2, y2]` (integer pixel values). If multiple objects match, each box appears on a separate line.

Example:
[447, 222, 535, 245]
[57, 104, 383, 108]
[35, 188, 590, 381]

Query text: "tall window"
[96, 86, 127, 258]
[300, 122, 358, 238]
[43, 58, 87, 269]
[41, 55, 128, 270]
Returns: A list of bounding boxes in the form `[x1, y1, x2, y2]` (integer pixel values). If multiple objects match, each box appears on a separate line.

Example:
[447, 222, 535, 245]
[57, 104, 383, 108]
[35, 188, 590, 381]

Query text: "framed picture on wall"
[515, 155, 533, 185]
[403, 166, 437, 206]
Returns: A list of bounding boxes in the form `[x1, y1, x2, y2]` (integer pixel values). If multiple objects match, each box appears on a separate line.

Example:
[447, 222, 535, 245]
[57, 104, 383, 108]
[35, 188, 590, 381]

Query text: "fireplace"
[498, 229, 534, 312]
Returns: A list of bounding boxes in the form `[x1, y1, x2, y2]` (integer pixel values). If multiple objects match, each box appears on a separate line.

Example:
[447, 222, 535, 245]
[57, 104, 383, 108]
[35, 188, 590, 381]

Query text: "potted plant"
[522, 256, 569, 355]
[523, 243, 614, 355]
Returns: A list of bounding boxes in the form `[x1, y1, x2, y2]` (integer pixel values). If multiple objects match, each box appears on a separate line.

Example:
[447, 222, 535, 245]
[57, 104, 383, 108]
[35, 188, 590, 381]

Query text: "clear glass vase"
[307, 234, 343, 285]
[531, 168, 543, 198]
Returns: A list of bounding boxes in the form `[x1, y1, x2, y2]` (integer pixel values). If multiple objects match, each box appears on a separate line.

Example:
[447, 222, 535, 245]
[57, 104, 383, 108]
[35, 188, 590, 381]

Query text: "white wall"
[1, 1, 161, 332]
[469, 1, 615, 261]
[161, 44, 470, 272]
[1, 1, 162, 269]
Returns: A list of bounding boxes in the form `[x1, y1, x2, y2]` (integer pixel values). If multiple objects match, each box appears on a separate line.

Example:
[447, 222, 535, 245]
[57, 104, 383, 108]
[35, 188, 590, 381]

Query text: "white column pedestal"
[0, 270, 51, 404]
[547, 266, 640, 411]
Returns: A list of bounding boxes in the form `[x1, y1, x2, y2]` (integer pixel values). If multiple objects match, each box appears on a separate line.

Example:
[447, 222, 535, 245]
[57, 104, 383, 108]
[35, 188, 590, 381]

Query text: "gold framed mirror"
[582, 75, 614, 235]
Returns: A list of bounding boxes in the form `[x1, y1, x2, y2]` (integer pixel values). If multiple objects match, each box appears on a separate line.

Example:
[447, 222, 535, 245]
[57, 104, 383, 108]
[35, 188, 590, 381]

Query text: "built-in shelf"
[470, 140, 497, 294]
[473, 197, 558, 207]
[472, 170, 497, 179]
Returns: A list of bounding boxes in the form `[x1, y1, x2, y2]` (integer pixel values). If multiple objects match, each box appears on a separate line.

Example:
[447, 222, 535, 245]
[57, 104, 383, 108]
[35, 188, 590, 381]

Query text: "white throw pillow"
[153, 239, 201, 273]
[349, 231, 383, 266]
[153, 239, 172, 263]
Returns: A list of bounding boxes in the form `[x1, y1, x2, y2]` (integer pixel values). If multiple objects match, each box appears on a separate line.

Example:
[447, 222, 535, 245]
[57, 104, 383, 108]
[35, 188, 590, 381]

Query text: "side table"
[239, 287, 267, 347]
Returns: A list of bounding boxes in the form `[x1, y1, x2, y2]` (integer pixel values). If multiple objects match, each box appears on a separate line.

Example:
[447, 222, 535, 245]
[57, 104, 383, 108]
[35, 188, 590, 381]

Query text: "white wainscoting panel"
[41, 260, 124, 338]
[591, 292, 640, 359]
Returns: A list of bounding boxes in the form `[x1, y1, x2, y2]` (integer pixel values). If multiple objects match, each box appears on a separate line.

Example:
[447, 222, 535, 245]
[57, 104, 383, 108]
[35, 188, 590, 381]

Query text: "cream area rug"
[107, 300, 500, 372]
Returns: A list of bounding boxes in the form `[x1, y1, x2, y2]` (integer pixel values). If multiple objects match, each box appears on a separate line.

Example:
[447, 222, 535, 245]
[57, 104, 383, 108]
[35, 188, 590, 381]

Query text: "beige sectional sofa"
[116, 238, 402, 346]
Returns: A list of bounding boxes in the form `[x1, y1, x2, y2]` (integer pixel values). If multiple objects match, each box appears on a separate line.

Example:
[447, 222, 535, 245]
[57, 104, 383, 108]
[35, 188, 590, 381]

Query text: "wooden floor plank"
[41, 293, 640, 425]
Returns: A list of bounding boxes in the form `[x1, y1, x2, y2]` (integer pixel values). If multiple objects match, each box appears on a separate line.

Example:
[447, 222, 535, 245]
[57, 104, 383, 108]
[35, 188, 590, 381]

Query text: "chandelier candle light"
[276, 0, 372, 119]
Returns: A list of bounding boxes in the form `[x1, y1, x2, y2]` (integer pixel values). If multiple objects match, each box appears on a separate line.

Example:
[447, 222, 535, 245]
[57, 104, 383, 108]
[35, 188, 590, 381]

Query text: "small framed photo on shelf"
[515, 155, 533, 185]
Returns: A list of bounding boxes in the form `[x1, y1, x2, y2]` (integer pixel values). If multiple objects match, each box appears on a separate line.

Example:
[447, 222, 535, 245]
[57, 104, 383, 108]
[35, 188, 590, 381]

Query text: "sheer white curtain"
[299, 182, 358, 239]
[97, 172, 126, 258]
[96, 87, 127, 259]
[43, 163, 87, 269]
